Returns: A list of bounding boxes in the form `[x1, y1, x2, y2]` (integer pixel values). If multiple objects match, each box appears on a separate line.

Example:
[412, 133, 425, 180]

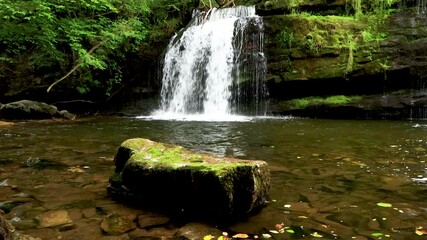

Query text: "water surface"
[1, 117, 427, 239]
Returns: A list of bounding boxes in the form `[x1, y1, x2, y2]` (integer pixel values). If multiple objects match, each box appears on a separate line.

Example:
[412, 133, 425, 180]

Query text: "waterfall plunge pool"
[1, 117, 427, 239]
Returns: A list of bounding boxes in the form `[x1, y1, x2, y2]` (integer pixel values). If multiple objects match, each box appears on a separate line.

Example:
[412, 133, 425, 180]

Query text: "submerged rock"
[36, 210, 73, 228]
[0, 100, 75, 120]
[101, 214, 136, 235]
[108, 138, 270, 221]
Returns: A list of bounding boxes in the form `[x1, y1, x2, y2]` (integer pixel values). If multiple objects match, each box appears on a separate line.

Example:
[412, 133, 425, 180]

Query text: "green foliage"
[0, 0, 156, 96]
[278, 28, 294, 50]
[348, 0, 397, 18]
[263, 0, 302, 12]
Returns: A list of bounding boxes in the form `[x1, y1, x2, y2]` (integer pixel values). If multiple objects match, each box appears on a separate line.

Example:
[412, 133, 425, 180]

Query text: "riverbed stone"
[101, 214, 136, 235]
[177, 223, 223, 240]
[137, 213, 170, 228]
[36, 210, 73, 228]
[108, 138, 270, 221]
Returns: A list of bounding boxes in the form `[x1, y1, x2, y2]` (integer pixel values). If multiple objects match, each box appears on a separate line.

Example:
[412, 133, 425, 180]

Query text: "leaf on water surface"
[203, 235, 215, 240]
[286, 229, 295, 234]
[284, 204, 291, 208]
[416, 228, 427, 236]
[232, 233, 249, 238]
[377, 202, 392, 208]
[269, 230, 279, 234]
[371, 232, 384, 237]
[261, 233, 272, 238]
[310, 232, 323, 238]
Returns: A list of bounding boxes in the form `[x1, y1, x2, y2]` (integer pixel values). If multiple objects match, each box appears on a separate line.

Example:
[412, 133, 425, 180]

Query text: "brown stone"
[82, 208, 97, 218]
[36, 210, 73, 228]
[101, 214, 136, 235]
[137, 213, 170, 229]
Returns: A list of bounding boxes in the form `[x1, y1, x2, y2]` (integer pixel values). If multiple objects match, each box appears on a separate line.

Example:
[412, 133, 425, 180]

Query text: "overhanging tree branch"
[47, 41, 104, 92]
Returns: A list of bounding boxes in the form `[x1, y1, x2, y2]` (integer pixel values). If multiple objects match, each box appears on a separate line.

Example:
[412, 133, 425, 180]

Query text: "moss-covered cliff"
[253, 0, 427, 118]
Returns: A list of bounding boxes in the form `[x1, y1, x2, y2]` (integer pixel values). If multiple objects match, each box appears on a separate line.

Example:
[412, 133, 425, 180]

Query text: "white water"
[149, 6, 268, 121]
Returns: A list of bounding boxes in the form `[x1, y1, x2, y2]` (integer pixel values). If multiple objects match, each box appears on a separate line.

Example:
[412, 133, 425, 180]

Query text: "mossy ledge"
[108, 138, 270, 222]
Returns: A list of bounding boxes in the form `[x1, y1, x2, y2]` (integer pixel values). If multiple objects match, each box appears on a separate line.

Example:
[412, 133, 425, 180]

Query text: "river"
[1, 117, 427, 239]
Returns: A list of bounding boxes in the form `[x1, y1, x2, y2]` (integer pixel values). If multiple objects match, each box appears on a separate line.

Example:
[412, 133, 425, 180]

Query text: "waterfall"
[153, 6, 268, 120]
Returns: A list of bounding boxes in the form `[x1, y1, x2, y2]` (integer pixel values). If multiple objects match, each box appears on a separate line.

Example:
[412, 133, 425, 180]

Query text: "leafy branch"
[47, 41, 104, 92]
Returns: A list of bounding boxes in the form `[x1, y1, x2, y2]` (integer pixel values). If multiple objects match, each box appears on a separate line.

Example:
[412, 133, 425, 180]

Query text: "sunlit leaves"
[0, 0, 152, 95]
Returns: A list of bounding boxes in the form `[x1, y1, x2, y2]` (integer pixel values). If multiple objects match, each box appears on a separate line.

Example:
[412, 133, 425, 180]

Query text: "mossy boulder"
[108, 138, 270, 221]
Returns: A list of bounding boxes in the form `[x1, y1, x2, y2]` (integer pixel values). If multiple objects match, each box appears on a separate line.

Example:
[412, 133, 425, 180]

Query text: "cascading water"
[152, 6, 268, 120]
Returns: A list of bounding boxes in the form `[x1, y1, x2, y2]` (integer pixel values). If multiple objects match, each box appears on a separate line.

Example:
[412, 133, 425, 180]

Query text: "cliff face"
[254, 0, 427, 118]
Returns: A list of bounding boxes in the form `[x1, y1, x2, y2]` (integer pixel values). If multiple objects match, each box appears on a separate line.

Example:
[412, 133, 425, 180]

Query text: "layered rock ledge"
[107, 138, 270, 221]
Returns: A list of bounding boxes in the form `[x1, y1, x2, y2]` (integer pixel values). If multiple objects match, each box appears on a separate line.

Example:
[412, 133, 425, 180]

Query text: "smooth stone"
[36, 210, 73, 228]
[101, 214, 136, 235]
[177, 223, 222, 240]
[137, 213, 170, 228]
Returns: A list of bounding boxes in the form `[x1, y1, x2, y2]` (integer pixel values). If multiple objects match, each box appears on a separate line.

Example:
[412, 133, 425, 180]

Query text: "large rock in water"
[107, 138, 270, 221]
[0, 100, 75, 120]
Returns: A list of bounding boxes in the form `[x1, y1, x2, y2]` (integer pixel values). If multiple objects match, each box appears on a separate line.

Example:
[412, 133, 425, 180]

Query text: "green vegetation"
[0, 0, 194, 97]
[263, 0, 303, 12]
[276, 0, 395, 77]
[284, 95, 363, 109]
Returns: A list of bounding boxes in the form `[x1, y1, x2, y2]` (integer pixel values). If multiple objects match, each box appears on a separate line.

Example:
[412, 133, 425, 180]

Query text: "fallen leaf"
[269, 230, 279, 234]
[203, 235, 215, 240]
[232, 233, 249, 239]
[377, 202, 392, 208]
[416, 228, 427, 236]
[371, 232, 384, 237]
[310, 232, 323, 238]
[286, 229, 295, 234]
[218, 237, 224, 240]
[261, 234, 272, 238]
